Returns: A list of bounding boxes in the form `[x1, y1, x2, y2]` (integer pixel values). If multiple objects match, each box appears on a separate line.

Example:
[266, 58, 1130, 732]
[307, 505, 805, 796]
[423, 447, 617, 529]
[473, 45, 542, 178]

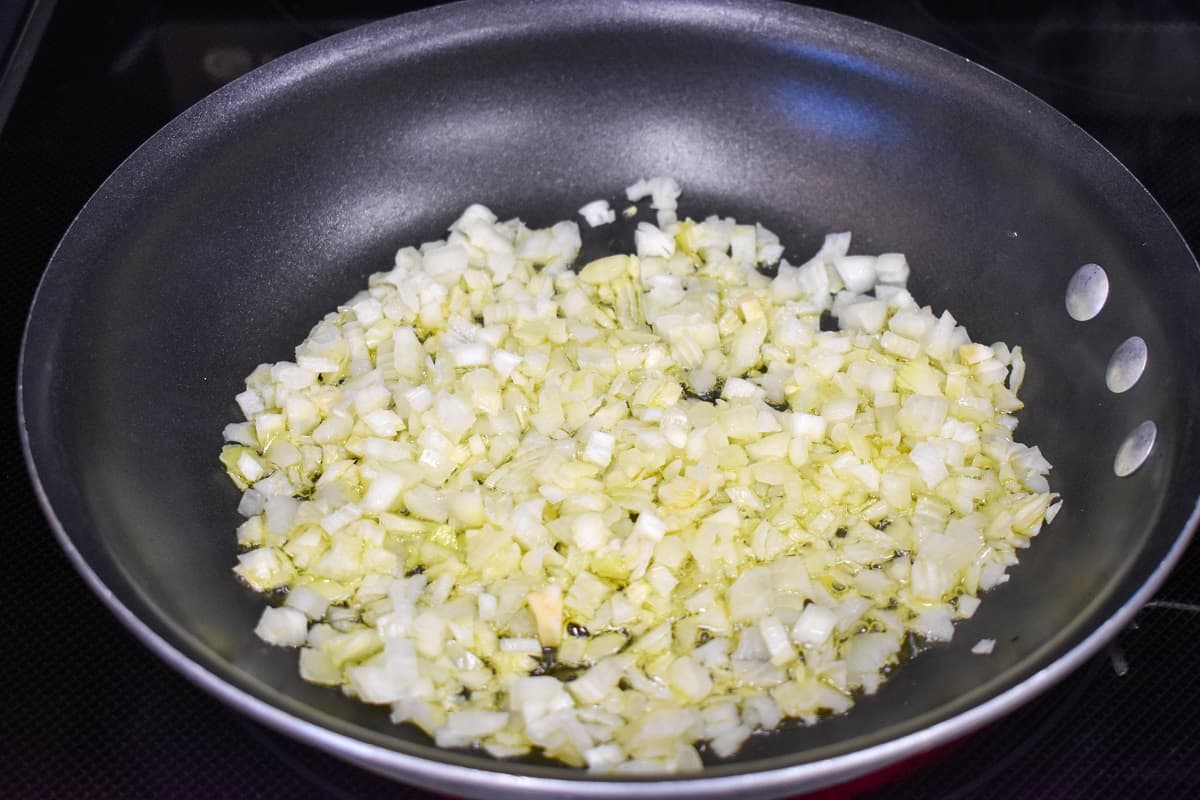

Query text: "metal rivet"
[1065, 263, 1109, 321]
[1105, 336, 1148, 394]
[1114, 420, 1157, 477]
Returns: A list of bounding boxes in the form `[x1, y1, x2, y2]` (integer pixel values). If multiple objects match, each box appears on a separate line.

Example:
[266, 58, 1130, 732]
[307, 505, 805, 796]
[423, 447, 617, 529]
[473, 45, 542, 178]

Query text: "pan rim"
[18, 0, 1200, 795]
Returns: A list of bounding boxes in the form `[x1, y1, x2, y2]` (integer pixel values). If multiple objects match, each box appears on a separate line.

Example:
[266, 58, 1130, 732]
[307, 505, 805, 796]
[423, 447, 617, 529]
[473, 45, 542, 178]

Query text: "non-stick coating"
[19, 1, 1200, 798]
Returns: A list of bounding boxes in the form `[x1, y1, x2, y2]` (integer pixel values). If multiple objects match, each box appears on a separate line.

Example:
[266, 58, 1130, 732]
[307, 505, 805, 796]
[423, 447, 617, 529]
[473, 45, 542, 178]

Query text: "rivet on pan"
[1114, 420, 1157, 477]
[1065, 263, 1109, 321]
[1105, 336, 1148, 394]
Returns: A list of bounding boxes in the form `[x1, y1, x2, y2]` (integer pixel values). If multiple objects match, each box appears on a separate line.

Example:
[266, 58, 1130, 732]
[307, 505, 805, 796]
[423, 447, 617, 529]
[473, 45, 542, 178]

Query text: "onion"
[254, 606, 308, 646]
[578, 199, 616, 228]
[221, 178, 1058, 773]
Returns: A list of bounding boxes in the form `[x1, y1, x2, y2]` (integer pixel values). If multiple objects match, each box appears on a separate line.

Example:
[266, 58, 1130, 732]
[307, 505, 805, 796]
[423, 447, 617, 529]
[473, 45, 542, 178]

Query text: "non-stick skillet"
[18, 1, 1200, 798]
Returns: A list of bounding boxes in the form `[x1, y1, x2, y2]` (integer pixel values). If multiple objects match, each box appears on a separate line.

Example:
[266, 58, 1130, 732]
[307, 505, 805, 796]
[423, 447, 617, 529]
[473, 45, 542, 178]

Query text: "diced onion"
[255, 606, 308, 647]
[221, 177, 1057, 773]
[971, 638, 996, 655]
[579, 199, 617, 228]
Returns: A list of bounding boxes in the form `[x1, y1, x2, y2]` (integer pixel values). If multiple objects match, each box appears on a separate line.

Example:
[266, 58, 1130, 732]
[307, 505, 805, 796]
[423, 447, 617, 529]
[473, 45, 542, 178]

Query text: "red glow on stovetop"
[797, 739, 963, 799]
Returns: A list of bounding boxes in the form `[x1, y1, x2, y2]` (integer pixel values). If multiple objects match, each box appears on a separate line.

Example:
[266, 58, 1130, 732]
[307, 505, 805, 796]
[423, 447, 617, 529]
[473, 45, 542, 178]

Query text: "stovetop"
[2, 2, 1198, 798]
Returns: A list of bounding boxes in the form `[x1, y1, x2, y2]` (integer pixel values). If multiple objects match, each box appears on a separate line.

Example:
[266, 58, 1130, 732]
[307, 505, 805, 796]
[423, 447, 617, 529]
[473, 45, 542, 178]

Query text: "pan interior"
[20, 0, 1200, 786]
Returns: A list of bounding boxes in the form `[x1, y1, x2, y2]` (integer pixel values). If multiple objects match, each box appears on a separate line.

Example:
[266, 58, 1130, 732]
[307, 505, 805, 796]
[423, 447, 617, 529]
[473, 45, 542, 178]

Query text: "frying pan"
[18, 0, 1200, 797]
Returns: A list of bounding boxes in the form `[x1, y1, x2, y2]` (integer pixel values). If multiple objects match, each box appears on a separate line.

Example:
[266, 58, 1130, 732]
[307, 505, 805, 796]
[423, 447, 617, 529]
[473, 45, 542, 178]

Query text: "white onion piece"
[579, 199, 616, 228]
[255, 606, 308, 647]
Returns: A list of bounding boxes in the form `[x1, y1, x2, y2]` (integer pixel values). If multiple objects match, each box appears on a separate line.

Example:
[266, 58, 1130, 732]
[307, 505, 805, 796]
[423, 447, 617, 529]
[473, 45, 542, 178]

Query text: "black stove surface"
[2, 2, 1198, 798]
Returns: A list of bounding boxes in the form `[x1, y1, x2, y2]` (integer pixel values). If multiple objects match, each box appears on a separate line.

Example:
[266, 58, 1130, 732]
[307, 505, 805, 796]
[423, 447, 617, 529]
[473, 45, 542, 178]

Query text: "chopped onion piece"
[578, 199, 616, 228]
[971, 638, 996, 655]
[255, 606, 308, 647]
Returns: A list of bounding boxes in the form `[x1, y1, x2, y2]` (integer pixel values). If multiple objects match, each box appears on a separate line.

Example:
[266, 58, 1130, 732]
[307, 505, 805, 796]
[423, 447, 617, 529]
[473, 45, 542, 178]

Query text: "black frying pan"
[18, 1, 1200, 797]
